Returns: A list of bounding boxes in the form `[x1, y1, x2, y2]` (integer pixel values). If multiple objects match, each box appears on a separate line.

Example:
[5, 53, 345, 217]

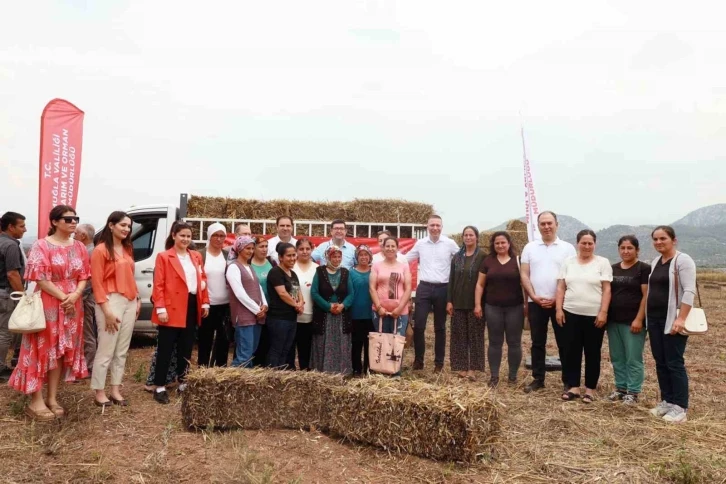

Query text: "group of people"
[0, 206, 696, 424]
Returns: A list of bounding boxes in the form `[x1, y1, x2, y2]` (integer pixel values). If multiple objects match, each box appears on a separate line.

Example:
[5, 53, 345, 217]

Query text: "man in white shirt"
[266, 216, 297, 264]
[406, 215, 459, 372]
[235, 224, 252, 238]
[520, 211, 576, 393]
[312, 219, 356, 269]
[371, 230, 408, 264]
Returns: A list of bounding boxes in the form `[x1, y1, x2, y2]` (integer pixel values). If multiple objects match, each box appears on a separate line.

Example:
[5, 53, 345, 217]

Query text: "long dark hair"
[488, 231, 517, 258]
[98, 211, 133, 260]
[47, 205, 76, 236]
[454, 226, 480, 281]
[165, 221, 193, 250]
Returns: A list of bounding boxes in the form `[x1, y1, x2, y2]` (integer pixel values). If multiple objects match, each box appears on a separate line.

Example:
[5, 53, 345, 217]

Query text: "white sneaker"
[662, 405, 688, 423]
[622, 394, 639, 406]
[649, 400, 671, 417]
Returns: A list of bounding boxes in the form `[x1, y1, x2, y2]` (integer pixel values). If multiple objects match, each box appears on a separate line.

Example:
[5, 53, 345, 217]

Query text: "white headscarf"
[207, 222, 227, 248]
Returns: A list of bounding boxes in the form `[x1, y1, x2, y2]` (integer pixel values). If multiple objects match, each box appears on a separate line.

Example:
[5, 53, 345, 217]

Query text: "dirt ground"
[1, 288, 725, 484]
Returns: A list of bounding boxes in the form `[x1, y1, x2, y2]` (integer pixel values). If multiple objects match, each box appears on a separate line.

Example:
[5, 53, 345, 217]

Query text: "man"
[406, 215, 459, 372]
[520, 211, 576, 393]
[74, 223, 96, 374]
[235, 224, 252, 238]
[372, 230, 408, 264]
[311, 219, 356, 269]
[266, 216, 297, 263]
[0, 212, 27, 382]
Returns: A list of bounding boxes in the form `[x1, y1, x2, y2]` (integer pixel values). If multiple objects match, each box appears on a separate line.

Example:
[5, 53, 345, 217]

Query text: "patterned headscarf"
[229, 236, 256, 261]
[355, 244, 373, 266]
[206, 222, 227, 248]
[454, 226, 480, 281]
[325, 245, 343, 270]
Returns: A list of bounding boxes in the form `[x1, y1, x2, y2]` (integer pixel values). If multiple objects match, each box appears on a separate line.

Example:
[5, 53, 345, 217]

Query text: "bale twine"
[181, 368, 499, 462]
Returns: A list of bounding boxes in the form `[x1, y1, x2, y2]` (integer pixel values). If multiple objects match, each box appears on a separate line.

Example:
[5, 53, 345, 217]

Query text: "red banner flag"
[37, 99, 85, 238]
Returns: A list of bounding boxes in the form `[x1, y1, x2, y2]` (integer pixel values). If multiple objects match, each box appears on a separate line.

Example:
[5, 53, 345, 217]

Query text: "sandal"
[582, 394, 595, 404]
[25, 406, 56, 421]
[562, 391, 581, 401]
[46, 403, 65, 417]
[109, 396, 128, 407]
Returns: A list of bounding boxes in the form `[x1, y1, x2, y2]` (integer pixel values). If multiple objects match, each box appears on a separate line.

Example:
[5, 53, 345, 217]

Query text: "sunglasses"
[59, 216, 80, 223]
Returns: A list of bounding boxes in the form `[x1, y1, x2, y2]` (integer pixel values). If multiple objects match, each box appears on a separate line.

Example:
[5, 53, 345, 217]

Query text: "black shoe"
[433, 364, 444, 374]
[488, 377, 500, 388]
[153, 390, 169, 404]
[412, 360, 424, 371]
[524, 380, 545, 393]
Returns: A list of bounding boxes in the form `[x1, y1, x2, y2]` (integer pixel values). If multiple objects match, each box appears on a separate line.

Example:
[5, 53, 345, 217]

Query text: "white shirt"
[372, 252, 408, 265]
[267, 235, 298, 263]
[225, 263, 267, 314]
[204, 252, 229, 305]
[406, 235, 459, 284]
[520, 237, 576, 301]
[293, 262, 317, 323]
[178, 253, 198, 294]
[558, 256, 613, 317]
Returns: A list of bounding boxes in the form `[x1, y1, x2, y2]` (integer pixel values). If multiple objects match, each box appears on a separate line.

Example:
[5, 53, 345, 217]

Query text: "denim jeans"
[648, 317, 689, 408]
[232, 324, 262, 368]
[266, 318, 297, 369]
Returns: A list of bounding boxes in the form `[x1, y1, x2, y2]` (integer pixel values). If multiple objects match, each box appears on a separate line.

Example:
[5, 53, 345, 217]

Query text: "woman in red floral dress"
[9, 205, 90, 420]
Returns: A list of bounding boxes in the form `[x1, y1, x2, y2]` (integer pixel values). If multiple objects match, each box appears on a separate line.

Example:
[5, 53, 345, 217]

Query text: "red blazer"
[151, 248, 210, 328]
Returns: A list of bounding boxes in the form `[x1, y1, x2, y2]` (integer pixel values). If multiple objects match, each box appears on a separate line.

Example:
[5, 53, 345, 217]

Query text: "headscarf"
[207, 222, 227, 248]
[325, 245, 343, 271]
[454, 226, 480, 281]
[229, 235, 256, 261]
[355, 244, 373, 266]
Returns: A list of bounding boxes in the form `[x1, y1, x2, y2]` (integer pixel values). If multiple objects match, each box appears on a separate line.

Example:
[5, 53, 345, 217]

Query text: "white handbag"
[368, 316, 406, 375]
[673, 256, 708, 336]
[8, 290, 46, 334]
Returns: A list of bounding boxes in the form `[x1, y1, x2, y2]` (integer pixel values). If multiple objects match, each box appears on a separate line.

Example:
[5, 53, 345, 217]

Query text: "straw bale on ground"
[187, 195, 434, 226]
[181, 368, 499, 462]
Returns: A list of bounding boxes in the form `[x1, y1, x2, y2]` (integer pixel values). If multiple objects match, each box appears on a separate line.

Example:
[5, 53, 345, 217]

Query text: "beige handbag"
[9, 290, 46, 334]
[368, 316, 406, 375]
[673, 255, 708, 336]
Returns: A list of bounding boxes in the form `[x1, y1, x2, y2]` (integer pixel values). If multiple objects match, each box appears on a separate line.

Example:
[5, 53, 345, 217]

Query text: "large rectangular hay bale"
[181, 369, 499, 462]
[327, 377, 499, 462]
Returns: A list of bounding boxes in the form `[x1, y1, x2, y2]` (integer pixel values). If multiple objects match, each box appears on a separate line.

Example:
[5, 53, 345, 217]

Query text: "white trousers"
[91, 294, 136, 390]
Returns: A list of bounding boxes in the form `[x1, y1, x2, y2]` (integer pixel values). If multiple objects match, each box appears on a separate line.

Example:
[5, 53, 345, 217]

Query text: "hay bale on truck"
[181, 368, 500, 462]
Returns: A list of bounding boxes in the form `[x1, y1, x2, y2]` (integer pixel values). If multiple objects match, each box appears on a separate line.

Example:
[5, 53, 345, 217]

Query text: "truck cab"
[125, 204, 178, 334]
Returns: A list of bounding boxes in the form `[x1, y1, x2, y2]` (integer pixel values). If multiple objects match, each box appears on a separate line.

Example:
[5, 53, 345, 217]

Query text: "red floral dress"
[9, 239, 90, 394]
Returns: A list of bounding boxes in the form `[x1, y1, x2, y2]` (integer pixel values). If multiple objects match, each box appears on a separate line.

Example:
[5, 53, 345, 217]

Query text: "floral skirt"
[310, 313, 352, 375]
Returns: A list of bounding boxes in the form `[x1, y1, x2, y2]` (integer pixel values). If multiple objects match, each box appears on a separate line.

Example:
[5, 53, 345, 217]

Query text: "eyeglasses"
[59, 216, 80, 224]
[211, 234, 226, 239]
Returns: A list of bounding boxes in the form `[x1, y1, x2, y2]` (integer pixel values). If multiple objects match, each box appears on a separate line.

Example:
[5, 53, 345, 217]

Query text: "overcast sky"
[2, 1, 725, 237]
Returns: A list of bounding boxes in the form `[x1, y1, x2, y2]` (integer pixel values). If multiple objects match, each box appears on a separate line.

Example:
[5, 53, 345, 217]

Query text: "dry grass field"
[0, 286, 724, 483]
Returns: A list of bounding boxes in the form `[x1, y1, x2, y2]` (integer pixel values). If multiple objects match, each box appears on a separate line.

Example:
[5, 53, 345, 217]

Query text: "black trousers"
[561, 311, 605, 390]
[197, 304, 230, 367]
[154, 294, 197, 386]
[254, 324, 269, 367]
[648, 317, 689, 408]
[528, 303, 567, 384]
[413, 282, 449, 366]
[287, 322, 314, 370]
[352, 318, 374, 374]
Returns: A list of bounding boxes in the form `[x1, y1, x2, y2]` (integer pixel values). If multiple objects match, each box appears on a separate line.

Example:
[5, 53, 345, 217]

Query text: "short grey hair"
[235, 224, 251, 236]
[76, 223, 95, 242]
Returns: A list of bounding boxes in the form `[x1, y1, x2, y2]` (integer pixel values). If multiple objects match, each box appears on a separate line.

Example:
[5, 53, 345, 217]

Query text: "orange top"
[91, 243, 138, 302]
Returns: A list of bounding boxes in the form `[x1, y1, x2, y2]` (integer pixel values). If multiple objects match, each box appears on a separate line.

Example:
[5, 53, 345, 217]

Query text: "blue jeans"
[266, 318, 297, 369]
[378, 315, 408, 337]
[232, 324, 262, 368]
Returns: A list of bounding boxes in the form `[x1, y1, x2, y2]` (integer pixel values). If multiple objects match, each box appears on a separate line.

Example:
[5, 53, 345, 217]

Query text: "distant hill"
[490, 214, 590, 244]
[673, 204, 726, 227]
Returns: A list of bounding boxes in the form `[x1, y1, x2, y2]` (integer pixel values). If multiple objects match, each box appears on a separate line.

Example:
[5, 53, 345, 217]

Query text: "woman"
[311, 246, 355, 374]
[369, 237, 412, 376]
[266, 243, 304, 369]
[251, 236, 277, 367]
[350, 245, 374, 376]
[647, 226, 695, 423]
[555, 229, 612, 403]
[226, 236, 267, 367]
[90, 211, 140, 407]
[149, 222, 210, 404]
[9, 205, 90, 420]
[474, 231, 525, 386]
[607, 235, 650, 405]
[197, 222, 230, 367]
[291, 238, 317, 370]
[448, 226, 486, 382]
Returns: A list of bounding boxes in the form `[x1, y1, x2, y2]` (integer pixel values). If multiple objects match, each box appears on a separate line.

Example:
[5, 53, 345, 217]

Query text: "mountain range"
[492, 204, 726, 266]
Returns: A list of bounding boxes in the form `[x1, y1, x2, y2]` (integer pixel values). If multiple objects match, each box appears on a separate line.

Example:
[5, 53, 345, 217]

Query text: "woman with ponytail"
[447, 226, 485, 381]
